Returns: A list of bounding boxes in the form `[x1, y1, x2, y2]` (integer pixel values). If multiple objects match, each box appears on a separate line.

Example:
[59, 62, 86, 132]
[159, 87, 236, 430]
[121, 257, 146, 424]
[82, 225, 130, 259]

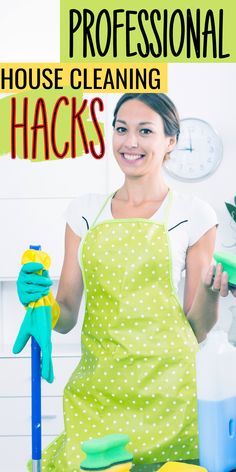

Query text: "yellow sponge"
[159, 462, 207, 471]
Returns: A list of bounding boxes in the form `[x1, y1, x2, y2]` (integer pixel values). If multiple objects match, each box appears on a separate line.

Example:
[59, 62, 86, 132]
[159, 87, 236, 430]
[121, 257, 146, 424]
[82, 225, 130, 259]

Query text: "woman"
[24, 93, 229, 470]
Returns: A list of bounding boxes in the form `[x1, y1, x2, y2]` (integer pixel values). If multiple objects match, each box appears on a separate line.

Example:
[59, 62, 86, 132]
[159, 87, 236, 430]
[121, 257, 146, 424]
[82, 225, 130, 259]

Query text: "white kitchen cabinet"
[0, 353, 82, 471]
[0, 275, 83, 471]
[0, 356, 80, 397]
[0, 397, 63, 436]
[0, 435, 57, 472]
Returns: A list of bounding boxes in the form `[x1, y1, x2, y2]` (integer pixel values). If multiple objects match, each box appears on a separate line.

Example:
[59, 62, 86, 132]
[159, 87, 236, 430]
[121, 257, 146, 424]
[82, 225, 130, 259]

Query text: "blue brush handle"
[31, 337, 41, 460]
[30, 245, 42, 466]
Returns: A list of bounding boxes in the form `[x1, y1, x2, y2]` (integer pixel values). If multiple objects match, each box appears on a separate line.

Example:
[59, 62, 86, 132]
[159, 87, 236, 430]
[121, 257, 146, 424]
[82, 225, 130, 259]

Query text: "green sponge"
[214, 252, 236, 288]
[80, 434, 133, 470]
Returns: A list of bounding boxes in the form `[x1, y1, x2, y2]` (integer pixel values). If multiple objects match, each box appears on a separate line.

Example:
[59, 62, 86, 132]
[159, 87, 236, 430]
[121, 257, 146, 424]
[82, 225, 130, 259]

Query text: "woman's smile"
[120, 152, 145, 163]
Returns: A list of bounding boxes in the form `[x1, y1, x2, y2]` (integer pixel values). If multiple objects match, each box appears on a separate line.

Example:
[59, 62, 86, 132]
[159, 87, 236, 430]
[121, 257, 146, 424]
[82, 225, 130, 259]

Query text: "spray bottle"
[196, 329, 236, 472]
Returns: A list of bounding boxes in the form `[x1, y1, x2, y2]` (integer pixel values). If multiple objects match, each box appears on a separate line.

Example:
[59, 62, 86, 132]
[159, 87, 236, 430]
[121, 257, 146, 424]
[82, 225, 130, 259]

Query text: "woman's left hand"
[203, 263, 229, 297]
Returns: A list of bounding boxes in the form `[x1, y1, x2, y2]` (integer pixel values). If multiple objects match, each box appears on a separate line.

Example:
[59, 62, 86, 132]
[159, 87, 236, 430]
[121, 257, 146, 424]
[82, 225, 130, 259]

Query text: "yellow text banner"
[0, 63, 168, 94]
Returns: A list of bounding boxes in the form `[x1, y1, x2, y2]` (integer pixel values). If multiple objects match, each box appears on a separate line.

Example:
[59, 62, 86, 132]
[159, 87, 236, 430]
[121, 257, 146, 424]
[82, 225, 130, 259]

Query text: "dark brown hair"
[112, 93, 180, 142]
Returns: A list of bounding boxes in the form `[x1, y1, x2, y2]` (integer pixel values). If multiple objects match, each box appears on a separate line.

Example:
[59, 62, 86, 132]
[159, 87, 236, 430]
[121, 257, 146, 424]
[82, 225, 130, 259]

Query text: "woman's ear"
[167, 136, 177, 153]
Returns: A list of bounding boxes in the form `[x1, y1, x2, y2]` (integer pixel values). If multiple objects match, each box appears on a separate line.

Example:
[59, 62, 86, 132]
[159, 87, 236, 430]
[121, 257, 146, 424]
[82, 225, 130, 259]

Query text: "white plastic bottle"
[196, 330, 236, 472]
[228, 306, 236, 346]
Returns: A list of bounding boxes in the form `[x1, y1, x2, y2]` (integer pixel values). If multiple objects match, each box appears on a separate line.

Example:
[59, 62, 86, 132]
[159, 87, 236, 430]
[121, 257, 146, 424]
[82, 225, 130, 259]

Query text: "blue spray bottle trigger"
[30, 245, 42, 251]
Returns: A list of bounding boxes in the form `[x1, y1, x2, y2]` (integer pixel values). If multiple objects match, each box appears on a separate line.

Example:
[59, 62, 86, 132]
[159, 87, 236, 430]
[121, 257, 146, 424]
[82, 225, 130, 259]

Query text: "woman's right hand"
[17, 262, 53, 306]
[230, 287, 236, 297]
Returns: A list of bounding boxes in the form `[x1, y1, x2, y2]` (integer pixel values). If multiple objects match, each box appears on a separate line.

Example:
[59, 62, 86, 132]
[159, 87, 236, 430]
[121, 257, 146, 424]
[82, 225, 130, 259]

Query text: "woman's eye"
[140, 128, 152, 135]
[115, 127, 127, 134]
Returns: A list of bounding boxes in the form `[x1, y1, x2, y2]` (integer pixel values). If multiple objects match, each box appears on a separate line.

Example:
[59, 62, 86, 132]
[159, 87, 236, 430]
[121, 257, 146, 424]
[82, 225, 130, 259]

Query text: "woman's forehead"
[116, 99, 163, 126]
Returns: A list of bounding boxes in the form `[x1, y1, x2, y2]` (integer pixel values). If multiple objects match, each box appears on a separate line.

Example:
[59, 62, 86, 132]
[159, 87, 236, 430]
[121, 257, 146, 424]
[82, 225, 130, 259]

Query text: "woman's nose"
[124, 133, 138, 148]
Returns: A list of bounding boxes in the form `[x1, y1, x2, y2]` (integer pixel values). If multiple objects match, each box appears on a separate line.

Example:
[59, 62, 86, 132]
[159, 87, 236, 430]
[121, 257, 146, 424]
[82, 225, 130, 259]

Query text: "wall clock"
[164, 118, 223, 181]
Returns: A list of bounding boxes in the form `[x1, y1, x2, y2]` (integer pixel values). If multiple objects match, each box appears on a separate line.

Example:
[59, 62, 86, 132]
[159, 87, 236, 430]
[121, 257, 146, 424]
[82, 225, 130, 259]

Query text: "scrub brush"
[214, 252, 236, 288]
[80, 434, 133, 471]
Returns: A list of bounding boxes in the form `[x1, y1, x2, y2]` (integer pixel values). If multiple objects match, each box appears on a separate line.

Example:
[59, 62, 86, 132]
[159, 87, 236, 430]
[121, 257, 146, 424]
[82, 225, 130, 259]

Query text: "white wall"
[0, 0, 60, 62]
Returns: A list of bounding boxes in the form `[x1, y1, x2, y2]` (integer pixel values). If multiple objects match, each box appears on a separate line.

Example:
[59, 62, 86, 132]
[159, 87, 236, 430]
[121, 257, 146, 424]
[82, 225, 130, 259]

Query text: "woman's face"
[112, 99, 176, 178]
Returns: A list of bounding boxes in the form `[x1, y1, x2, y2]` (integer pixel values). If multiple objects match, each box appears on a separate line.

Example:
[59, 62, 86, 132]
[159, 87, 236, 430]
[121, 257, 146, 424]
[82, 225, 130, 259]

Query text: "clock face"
[164, 118, 223, 181]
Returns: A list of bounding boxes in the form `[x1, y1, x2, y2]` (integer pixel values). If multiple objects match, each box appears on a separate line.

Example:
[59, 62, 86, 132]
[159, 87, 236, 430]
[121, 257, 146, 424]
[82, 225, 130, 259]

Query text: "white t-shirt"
[65, 190, 217, 291]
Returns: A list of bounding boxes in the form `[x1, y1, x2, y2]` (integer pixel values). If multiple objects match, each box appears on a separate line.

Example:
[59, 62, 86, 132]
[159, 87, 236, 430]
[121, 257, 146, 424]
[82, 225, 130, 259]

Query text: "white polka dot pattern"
[38, 220, 199, 471]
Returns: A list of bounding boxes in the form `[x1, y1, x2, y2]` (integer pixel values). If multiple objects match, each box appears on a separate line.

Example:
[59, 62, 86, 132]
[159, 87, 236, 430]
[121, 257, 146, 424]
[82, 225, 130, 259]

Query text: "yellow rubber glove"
[13, 249, 61, 382]
[22, 249, 60, 328]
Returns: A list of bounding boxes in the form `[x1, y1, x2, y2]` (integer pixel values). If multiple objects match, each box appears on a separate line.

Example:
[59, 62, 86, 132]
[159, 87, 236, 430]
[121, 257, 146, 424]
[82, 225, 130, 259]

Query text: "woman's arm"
[54, 224, 84, 334]
[183, 226, 228, 343]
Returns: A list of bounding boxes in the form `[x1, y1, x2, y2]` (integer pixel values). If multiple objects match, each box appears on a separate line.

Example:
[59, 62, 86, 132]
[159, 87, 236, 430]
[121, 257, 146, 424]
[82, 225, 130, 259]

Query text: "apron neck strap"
[162, 189, 173, 226]
[91, 191, 115, 227]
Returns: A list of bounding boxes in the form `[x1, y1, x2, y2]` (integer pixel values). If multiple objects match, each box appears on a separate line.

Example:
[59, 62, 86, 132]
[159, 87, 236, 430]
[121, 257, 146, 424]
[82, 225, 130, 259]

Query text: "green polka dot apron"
[40, 190, 199, 471]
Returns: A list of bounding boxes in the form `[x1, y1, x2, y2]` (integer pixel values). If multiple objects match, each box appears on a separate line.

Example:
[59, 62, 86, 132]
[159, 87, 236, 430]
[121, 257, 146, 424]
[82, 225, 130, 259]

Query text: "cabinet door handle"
[41, 415, 57, 420]
[29, 414, 57, 420]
